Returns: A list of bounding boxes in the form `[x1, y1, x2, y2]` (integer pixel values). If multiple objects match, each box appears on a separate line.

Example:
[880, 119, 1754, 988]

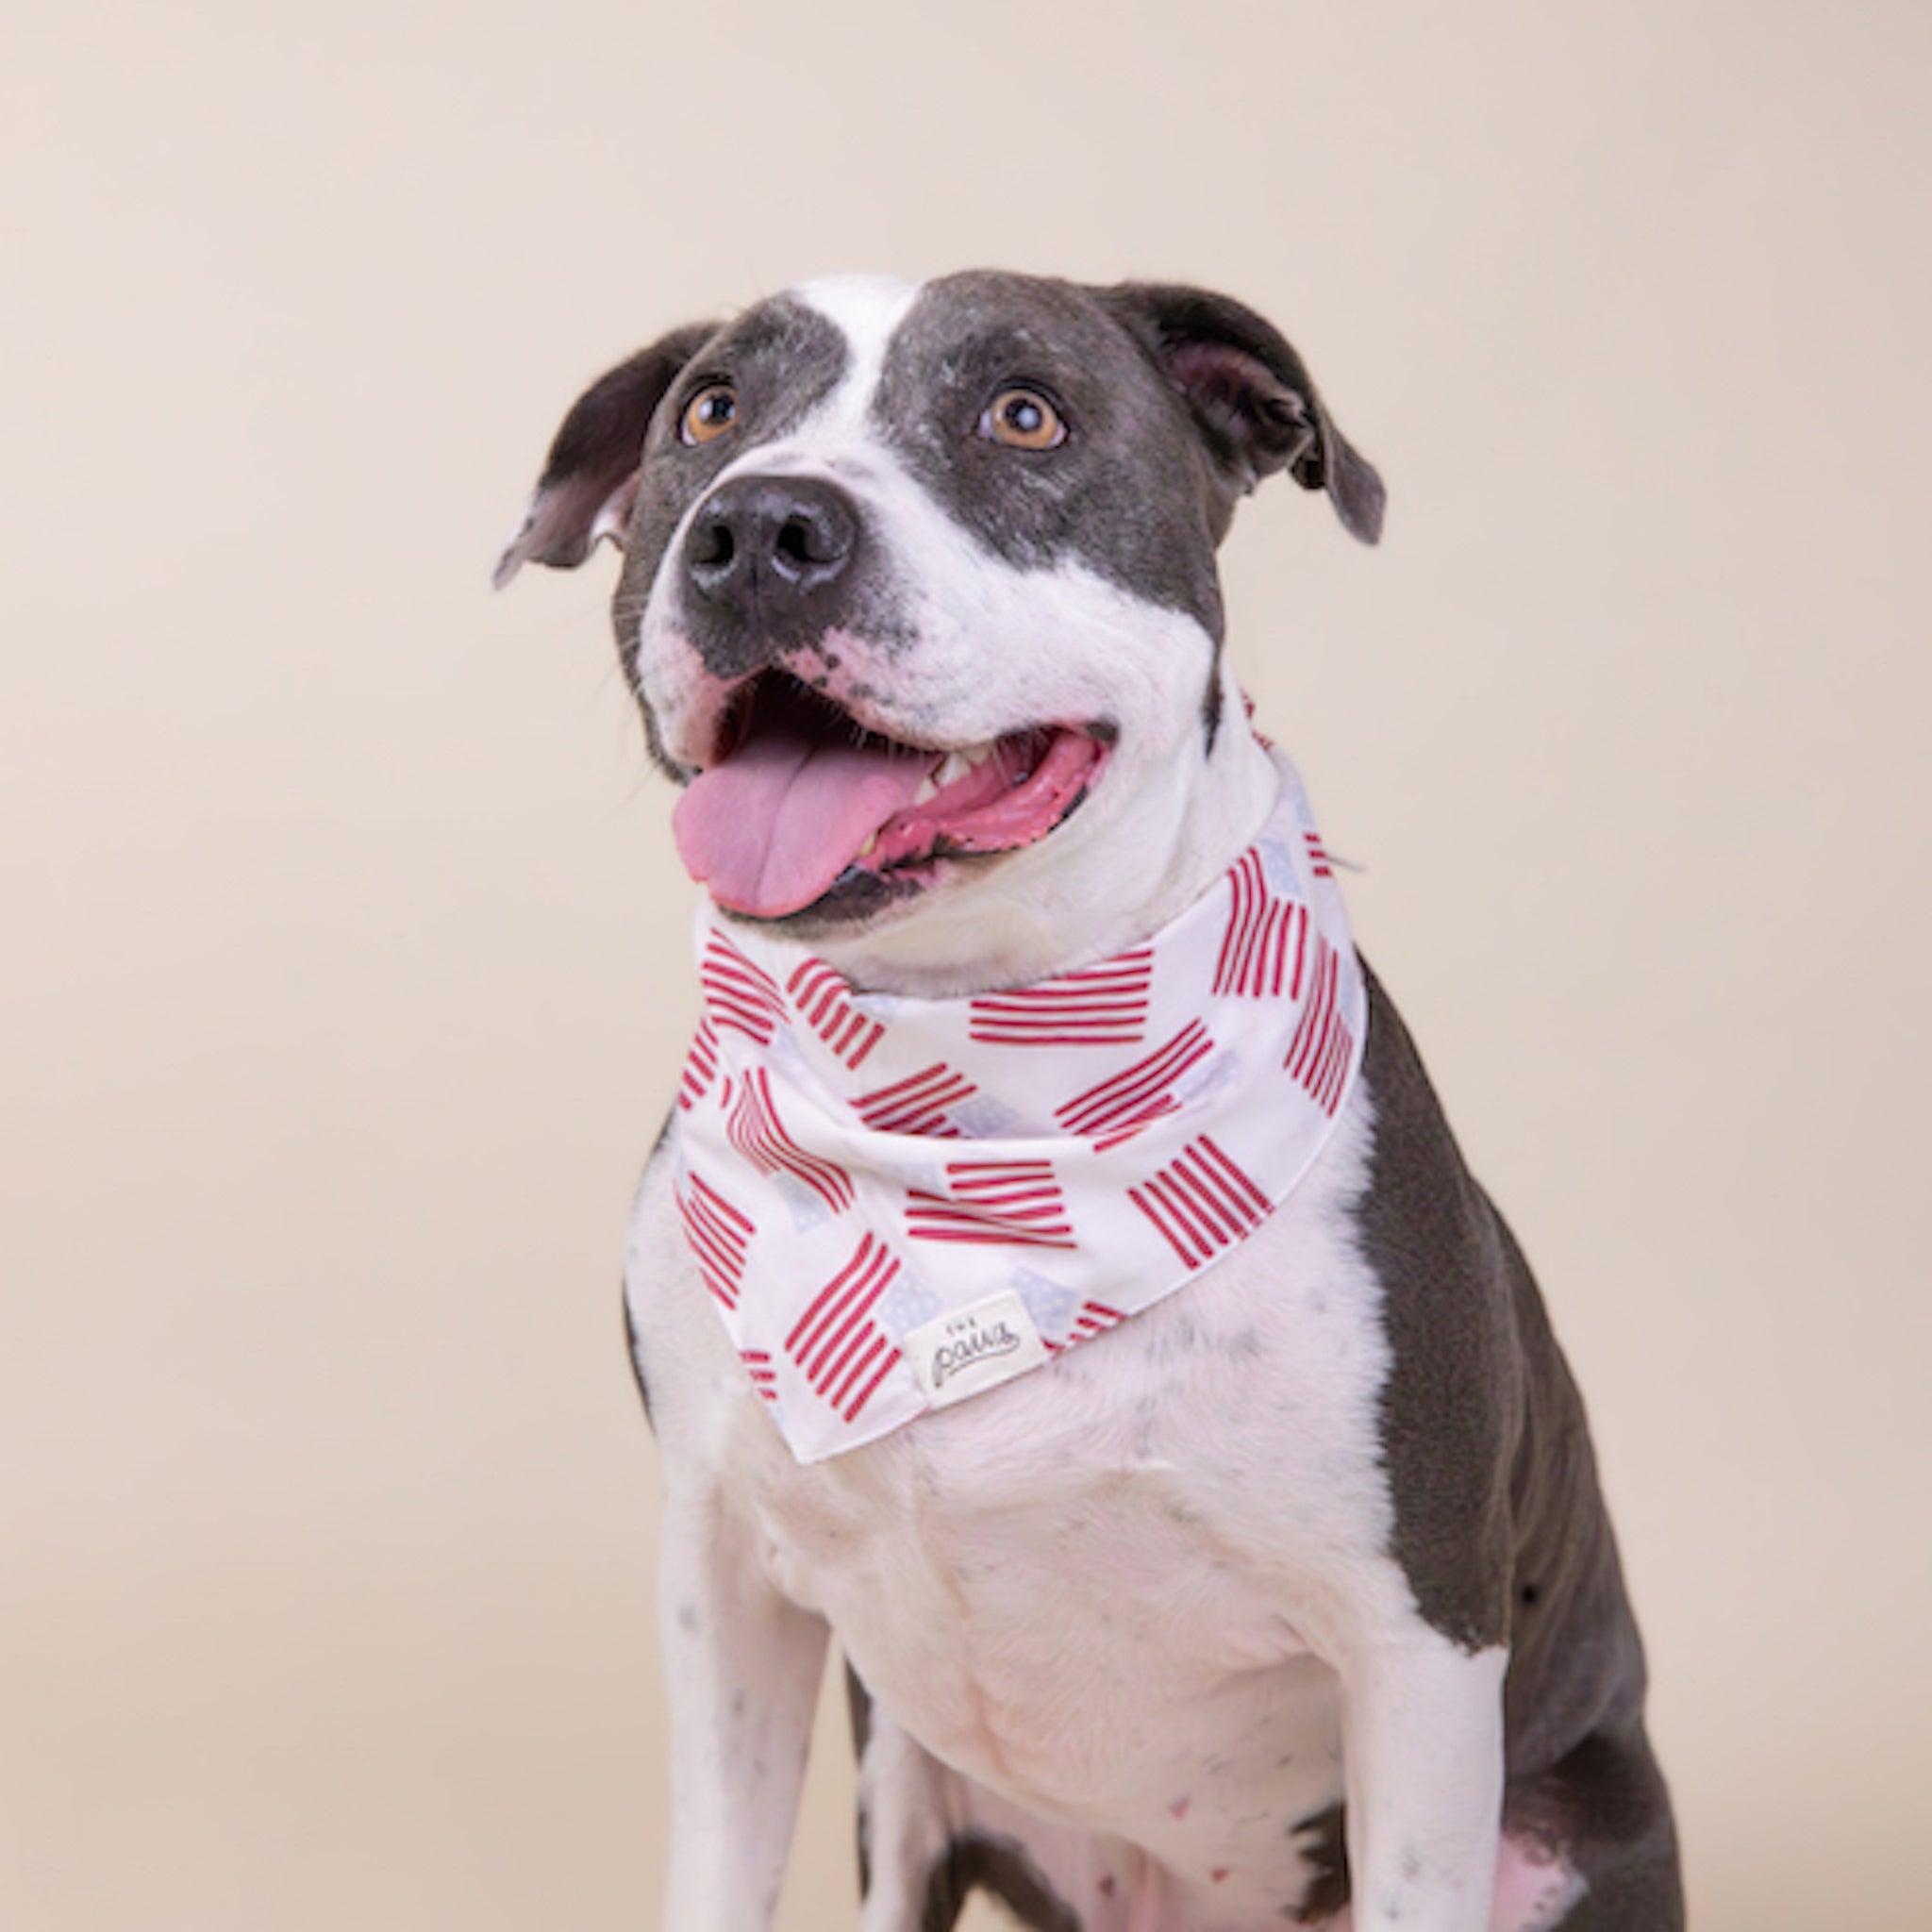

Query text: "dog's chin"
[717, 857, 960, 940]
[715, 825, 1064, 943]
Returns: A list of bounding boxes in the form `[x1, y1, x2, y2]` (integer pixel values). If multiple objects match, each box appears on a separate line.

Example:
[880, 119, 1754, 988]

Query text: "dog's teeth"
[912, 774, 940, 806]
[962, 743, 995, 771]
[936, 752, 971, 788]
[858, 831, 879, 858]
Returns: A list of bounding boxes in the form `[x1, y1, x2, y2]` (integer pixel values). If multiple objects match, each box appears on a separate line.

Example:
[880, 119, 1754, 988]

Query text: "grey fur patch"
[1357, 963, 1683, 1923]
[919, 1832, 1082, 1932]
[622, 1283, 653, 1429]
[1504, 1729, 1683, 1930]
[615, 295, 856, 684]
[1354, 964, 1519, 1651]
[871, 272, 1229, 641]
[1288, 1803, 1349, 1924]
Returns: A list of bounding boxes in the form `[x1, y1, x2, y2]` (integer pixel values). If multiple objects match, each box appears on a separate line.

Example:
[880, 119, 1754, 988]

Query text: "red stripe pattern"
[855, 1061, 978, 1139]
[783, 1233, 903, 1422]
[1045, 1299, 1126, 1354]
[727, 1067, 856, 1211]
[907, 1158, 1076, 1247]
[700, 931, 788, 1044]
[678, 1019, 720, 1111]
[675, 1170, 755, 1309]
[1054, 1021, 1215, 1150]
[969, 948, 1153, 1046]
[740, 1348, 779, 1405]
[1303, 829, 1333, 879]
[1128, 1135, 1273, 1269]
[1213, 848, 1309, 998]
[1283, 935, 1354, 1117]
[1069, 1299, 1124, 1341]
[787, 957, 886, 1070]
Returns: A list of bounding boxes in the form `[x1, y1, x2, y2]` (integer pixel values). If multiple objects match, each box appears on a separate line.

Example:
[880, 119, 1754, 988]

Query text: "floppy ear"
[1097, 283, 1385, 545]
[492, 321, 721, 589]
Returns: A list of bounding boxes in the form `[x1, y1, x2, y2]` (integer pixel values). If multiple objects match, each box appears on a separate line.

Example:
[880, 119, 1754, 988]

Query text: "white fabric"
[673, 753, 1368, 1463]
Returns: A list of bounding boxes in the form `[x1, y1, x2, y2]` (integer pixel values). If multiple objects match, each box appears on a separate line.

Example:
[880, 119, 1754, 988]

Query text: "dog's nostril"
[687, 477, 858, 607]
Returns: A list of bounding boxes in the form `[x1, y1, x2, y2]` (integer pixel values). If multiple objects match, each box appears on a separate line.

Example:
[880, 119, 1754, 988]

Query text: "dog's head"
[498, 272, 1380, 986]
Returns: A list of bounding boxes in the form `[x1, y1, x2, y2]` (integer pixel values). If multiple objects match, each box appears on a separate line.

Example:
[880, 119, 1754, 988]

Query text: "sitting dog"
[495, 272, 1682, 1932]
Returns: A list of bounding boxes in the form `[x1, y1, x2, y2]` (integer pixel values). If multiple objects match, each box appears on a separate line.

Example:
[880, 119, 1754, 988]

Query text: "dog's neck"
[811, 678, 1281, 999]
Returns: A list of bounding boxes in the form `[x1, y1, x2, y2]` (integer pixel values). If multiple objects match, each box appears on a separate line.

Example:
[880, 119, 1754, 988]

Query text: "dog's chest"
[653, 1100, 1411, 1857]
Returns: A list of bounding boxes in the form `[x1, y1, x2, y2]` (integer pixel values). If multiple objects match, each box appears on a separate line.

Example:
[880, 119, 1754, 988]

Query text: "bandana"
[673, 752, 1367, 1463]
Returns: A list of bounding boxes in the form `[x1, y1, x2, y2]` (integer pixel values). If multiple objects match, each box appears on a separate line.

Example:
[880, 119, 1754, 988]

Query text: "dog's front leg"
[657, 1475, 830, 1932]
[1338, 1632, 1508, 1932]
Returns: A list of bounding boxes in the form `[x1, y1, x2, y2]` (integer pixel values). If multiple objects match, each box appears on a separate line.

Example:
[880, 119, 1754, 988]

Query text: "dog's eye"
[680, 384, 739, 445]
[981, 388, 1066, 451]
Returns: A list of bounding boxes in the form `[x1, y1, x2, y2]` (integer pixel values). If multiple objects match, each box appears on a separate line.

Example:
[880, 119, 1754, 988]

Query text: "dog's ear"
[1098, 283, 1384, 545]
[492, 321, 721, 589]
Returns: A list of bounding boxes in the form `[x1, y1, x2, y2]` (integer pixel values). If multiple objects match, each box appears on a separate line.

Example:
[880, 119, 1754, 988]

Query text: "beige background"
[4, 1, 1927, 1926]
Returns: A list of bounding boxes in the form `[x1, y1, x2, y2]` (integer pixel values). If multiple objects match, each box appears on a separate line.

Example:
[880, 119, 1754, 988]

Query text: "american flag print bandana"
[674, 754, 1368, 1464]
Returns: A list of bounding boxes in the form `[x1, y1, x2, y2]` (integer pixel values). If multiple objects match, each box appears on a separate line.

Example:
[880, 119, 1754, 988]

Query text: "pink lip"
[668, 665, 1110, 919]
[863, 727, 1108, 871]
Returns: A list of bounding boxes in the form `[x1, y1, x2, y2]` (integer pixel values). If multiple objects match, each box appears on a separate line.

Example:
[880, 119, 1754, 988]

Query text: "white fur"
[793, 274, 924, 437]
[631, 1088, 1526, 1930]
[620, 284, 1529, 1930]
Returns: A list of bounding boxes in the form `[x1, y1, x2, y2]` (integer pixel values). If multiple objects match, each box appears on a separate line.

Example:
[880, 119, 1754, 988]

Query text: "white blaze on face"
[789, 273, 923, 434]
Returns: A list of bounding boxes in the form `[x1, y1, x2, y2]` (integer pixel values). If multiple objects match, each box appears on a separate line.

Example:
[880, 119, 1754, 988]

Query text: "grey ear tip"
[1339, 457, 1387, 545]
[491, 504, 540, 590]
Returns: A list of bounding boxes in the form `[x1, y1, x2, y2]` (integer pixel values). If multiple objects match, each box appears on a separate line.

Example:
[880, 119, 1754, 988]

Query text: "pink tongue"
[673, 734, 939, 919]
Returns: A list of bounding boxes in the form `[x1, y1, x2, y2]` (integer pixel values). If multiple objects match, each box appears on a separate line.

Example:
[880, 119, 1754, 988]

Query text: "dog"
[495, 271, 1682, 1932]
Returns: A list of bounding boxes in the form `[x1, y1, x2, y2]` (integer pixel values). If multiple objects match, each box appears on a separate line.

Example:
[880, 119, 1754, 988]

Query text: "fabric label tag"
[906, 1291, 1049, 1409]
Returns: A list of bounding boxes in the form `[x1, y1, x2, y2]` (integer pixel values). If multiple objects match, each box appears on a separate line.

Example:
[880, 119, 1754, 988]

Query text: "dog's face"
[498, 272, 1380, 976]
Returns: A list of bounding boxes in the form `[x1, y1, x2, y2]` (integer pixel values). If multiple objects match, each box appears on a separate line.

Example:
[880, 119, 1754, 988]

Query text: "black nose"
[684, 475, 860, 617]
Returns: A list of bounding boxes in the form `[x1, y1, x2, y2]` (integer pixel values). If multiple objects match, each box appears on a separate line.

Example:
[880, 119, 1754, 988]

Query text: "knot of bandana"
[672, 755, 1367, 1463]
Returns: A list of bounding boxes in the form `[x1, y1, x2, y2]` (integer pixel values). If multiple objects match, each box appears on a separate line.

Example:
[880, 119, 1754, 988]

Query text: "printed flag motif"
[784, 1233, 903, 1422]
[728, 1067, 856, 1211]
[674, 749, 1367, 1463]
[855, 1061, 978, 1139]
[787, 957, 886, 1069]
[679, 1019, 720, 1111]
[1128, 1135, 1273, 1269]
[1213, 847, 1308, 998]
[1044, 1299, 1126, 1354]
[701, 931, 789, 1044]
[676, 1170, 755, 1309]
[907, 1158, 1076, 1247]
[1283, 935, 1354, 1117]
[1055, 1021, 1215, 1149]
[969, 947, 1154, 1046]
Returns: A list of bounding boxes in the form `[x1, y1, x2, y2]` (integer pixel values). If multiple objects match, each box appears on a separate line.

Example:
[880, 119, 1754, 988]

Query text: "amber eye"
[981, 387, 1066, 451]
[680, 383, 738, 445]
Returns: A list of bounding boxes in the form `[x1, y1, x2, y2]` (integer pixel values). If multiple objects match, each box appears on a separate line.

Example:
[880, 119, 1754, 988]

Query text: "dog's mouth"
[671, 671, 1111, 922]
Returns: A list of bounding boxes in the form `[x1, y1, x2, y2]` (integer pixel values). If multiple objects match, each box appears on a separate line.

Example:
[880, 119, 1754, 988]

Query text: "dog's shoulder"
[1351, 963, 1640, 1718]
[1347, 958, 1533, 1649]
